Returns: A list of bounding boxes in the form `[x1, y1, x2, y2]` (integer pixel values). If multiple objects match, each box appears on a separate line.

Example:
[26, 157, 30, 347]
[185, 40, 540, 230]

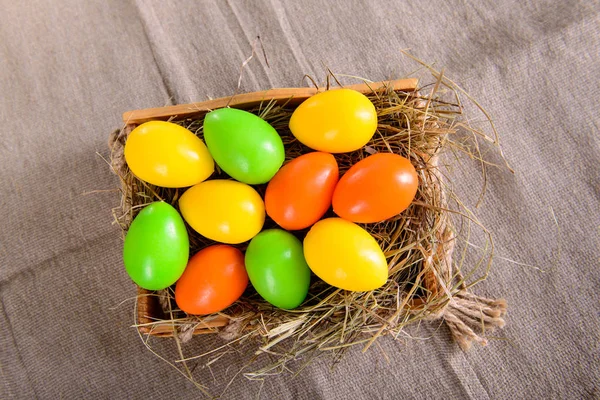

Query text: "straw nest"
[108, 66, 508, 392]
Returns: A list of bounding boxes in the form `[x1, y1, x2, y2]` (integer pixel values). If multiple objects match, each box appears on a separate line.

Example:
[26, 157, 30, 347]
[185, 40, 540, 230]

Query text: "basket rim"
[122, 78, 418, 125]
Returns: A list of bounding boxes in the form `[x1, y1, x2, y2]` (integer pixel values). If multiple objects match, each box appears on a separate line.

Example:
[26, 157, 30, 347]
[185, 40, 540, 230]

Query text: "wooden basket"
[111, 77, 507, 352]
[117, 79, 426, 337]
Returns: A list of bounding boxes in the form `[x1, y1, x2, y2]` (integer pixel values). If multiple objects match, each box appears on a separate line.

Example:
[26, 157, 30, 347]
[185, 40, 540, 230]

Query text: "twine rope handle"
[423, 155, 507, 350]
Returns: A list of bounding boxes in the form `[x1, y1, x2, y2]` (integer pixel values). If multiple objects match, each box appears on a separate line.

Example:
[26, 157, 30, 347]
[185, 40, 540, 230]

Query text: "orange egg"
[265, 152, 339, 230]
[175, 245, 248, 315]
[332, 153, 418, 223]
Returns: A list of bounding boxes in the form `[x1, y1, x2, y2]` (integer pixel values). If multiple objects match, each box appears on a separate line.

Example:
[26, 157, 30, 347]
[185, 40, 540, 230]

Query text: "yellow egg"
[303, 218, 388, 291]
[124, 121, 214, 188]
[289, 89, 378, 153]
[179, 180, 265, 244]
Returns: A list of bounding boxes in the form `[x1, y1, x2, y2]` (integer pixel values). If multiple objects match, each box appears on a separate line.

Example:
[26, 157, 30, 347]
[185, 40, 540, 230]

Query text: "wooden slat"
[122, 78, 418, 125]
[136, 287, 230, 336]
[137, 317, 230, 336]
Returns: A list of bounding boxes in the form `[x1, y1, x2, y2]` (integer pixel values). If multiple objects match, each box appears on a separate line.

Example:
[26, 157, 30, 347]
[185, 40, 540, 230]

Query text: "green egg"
[245, 229, 311, 309]
[123, 202, 189, 290]
[203, 108, 285, 184]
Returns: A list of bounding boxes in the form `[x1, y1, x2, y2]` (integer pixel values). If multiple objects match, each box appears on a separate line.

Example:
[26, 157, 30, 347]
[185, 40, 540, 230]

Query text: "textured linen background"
[1, 1, 598, 398]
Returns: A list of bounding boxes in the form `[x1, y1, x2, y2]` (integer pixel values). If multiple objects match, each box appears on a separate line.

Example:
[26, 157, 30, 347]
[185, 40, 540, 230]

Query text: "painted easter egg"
[333, 153, 418, 223]
[124, 121, 214, 187]
[203, 108, 285, 184]
[123, 202, 189, 290]
[289, 89, 377, 153]
[265, 152, 339, 230]
[175, 245, 248, 315]
[179, 179, 265, 244]
[303, 218, 388, 291]
[245, 229, 311, 309]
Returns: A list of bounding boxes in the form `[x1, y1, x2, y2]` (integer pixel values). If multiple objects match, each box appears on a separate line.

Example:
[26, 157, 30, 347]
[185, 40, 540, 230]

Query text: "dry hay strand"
[108, 69, 508, 390]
